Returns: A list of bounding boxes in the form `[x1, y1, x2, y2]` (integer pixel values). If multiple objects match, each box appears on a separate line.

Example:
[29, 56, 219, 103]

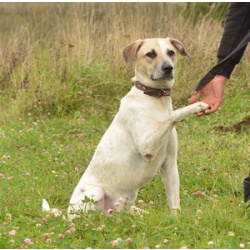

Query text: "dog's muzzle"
[151, 63, 174, 81]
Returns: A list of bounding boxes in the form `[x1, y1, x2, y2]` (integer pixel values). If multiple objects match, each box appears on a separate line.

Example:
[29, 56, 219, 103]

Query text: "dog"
[67, 37, 210, 221]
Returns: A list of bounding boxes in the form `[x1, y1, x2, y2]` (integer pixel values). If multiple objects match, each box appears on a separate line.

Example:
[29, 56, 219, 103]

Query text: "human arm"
[217, 3, 250, 78]
[189, 3, 250, 116]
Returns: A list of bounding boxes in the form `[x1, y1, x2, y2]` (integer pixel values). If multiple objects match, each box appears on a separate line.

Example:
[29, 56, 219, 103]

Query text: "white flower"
[208, 241, 214, 246]
[110, 240, 119, 247]
[24, 238, 33, 245]
[126, 238, 132, 244]
[9, 230, 16, 237]
[239, 243, 245, 249]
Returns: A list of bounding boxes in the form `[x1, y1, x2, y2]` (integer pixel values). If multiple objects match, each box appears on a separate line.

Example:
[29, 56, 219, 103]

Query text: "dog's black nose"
[162, 65, 173, 73]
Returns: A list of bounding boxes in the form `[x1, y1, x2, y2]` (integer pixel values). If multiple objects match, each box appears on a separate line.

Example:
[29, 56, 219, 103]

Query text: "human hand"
[189, 75, 228, 116]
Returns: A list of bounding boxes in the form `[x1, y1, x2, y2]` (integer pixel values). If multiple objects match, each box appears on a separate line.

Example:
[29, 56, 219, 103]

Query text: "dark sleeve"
[217, 3, 250, 78]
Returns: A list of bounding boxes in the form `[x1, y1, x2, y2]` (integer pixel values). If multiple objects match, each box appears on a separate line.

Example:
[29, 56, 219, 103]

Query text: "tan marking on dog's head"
[169, 38, 191, 58]
[122, 39, 144, 67]
[122, 37, 190, 67]
[135, 38, 175, 82]
[122, 37, 190, 88]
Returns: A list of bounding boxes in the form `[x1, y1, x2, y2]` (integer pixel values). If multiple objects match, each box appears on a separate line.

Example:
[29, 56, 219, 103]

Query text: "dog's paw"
[193, 102, 210, 114]
[171, 206, 181, 216]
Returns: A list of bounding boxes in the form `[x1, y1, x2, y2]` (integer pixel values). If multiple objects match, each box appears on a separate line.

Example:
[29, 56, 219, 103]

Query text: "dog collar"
[134, 81, 171, 97]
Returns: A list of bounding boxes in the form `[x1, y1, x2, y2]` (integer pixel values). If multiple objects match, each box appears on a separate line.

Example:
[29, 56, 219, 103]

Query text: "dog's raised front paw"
[193, 102, 210, 114]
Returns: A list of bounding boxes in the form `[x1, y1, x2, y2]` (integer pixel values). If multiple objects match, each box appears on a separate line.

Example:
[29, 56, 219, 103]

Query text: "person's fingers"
[204, 104, 220, 114]
[188, 91, 201, 104]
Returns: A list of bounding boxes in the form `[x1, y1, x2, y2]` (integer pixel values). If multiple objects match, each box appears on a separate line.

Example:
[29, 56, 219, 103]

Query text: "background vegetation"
[0, 2, 249, 249]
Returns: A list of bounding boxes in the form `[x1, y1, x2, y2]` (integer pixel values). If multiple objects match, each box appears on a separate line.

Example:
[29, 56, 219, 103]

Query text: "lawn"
[0, 84, 249, 249]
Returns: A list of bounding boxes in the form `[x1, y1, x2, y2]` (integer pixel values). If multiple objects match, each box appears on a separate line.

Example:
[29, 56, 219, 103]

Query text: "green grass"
[0, 79, 249, 248]
[0, 2, 250, 249]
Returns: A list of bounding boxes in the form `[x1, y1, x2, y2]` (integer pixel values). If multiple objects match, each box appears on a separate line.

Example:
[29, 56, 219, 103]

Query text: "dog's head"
[122, 37, 190, 89]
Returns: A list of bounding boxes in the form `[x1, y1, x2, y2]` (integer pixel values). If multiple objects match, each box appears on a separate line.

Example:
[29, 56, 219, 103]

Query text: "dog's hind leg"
[68, 186, 105, 221]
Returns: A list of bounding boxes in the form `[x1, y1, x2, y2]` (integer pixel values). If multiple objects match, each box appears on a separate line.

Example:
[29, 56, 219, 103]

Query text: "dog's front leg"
[172, 102, 210, 122]
[161, 128, 180, 214]
[161, 165, 180, 214]
[132, 102, 209, 160]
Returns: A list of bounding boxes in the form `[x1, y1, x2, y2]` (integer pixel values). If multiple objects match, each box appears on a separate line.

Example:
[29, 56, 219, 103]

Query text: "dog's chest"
[124, 93, 173, 119]
[85, 94, 175, 193]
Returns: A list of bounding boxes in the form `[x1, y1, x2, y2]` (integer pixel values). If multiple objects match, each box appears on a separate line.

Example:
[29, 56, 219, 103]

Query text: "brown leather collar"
[134, 81, 171, 97]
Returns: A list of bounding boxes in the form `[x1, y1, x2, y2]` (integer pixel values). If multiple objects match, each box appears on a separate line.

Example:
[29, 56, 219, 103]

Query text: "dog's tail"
[42, 199, 63, 217]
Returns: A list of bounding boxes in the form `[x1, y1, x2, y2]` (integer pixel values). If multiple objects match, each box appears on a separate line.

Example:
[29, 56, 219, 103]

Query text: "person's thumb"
[188, 90, 201, 104]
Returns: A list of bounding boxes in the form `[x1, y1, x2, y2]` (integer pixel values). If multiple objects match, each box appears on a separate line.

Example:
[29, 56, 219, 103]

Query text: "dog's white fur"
[67, 37, 209, 221]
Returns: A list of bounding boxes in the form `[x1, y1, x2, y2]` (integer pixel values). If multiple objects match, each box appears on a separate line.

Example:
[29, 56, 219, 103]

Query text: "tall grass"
[0, 2, 240, 120]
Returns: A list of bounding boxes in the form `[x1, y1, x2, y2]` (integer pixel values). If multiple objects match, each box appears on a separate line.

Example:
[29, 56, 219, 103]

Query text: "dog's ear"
[169, 38, 191, 58]
[122, 39, 144, 67]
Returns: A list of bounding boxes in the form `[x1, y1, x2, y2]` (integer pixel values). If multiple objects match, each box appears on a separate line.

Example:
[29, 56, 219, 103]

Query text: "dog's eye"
[167, 50, 175, 57]
[146, 50, 157, 59]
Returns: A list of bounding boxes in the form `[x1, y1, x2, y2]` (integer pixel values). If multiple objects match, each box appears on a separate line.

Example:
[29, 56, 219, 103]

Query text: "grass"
[0, 2, 250, 249]
[0, 86, 249, 249]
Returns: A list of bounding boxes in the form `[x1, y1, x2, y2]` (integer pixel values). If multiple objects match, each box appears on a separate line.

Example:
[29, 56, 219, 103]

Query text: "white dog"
[67, 37, 209, 220]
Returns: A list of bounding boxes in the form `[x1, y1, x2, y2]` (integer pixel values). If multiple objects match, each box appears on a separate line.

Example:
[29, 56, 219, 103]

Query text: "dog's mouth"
[151, 73, 174, 81]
